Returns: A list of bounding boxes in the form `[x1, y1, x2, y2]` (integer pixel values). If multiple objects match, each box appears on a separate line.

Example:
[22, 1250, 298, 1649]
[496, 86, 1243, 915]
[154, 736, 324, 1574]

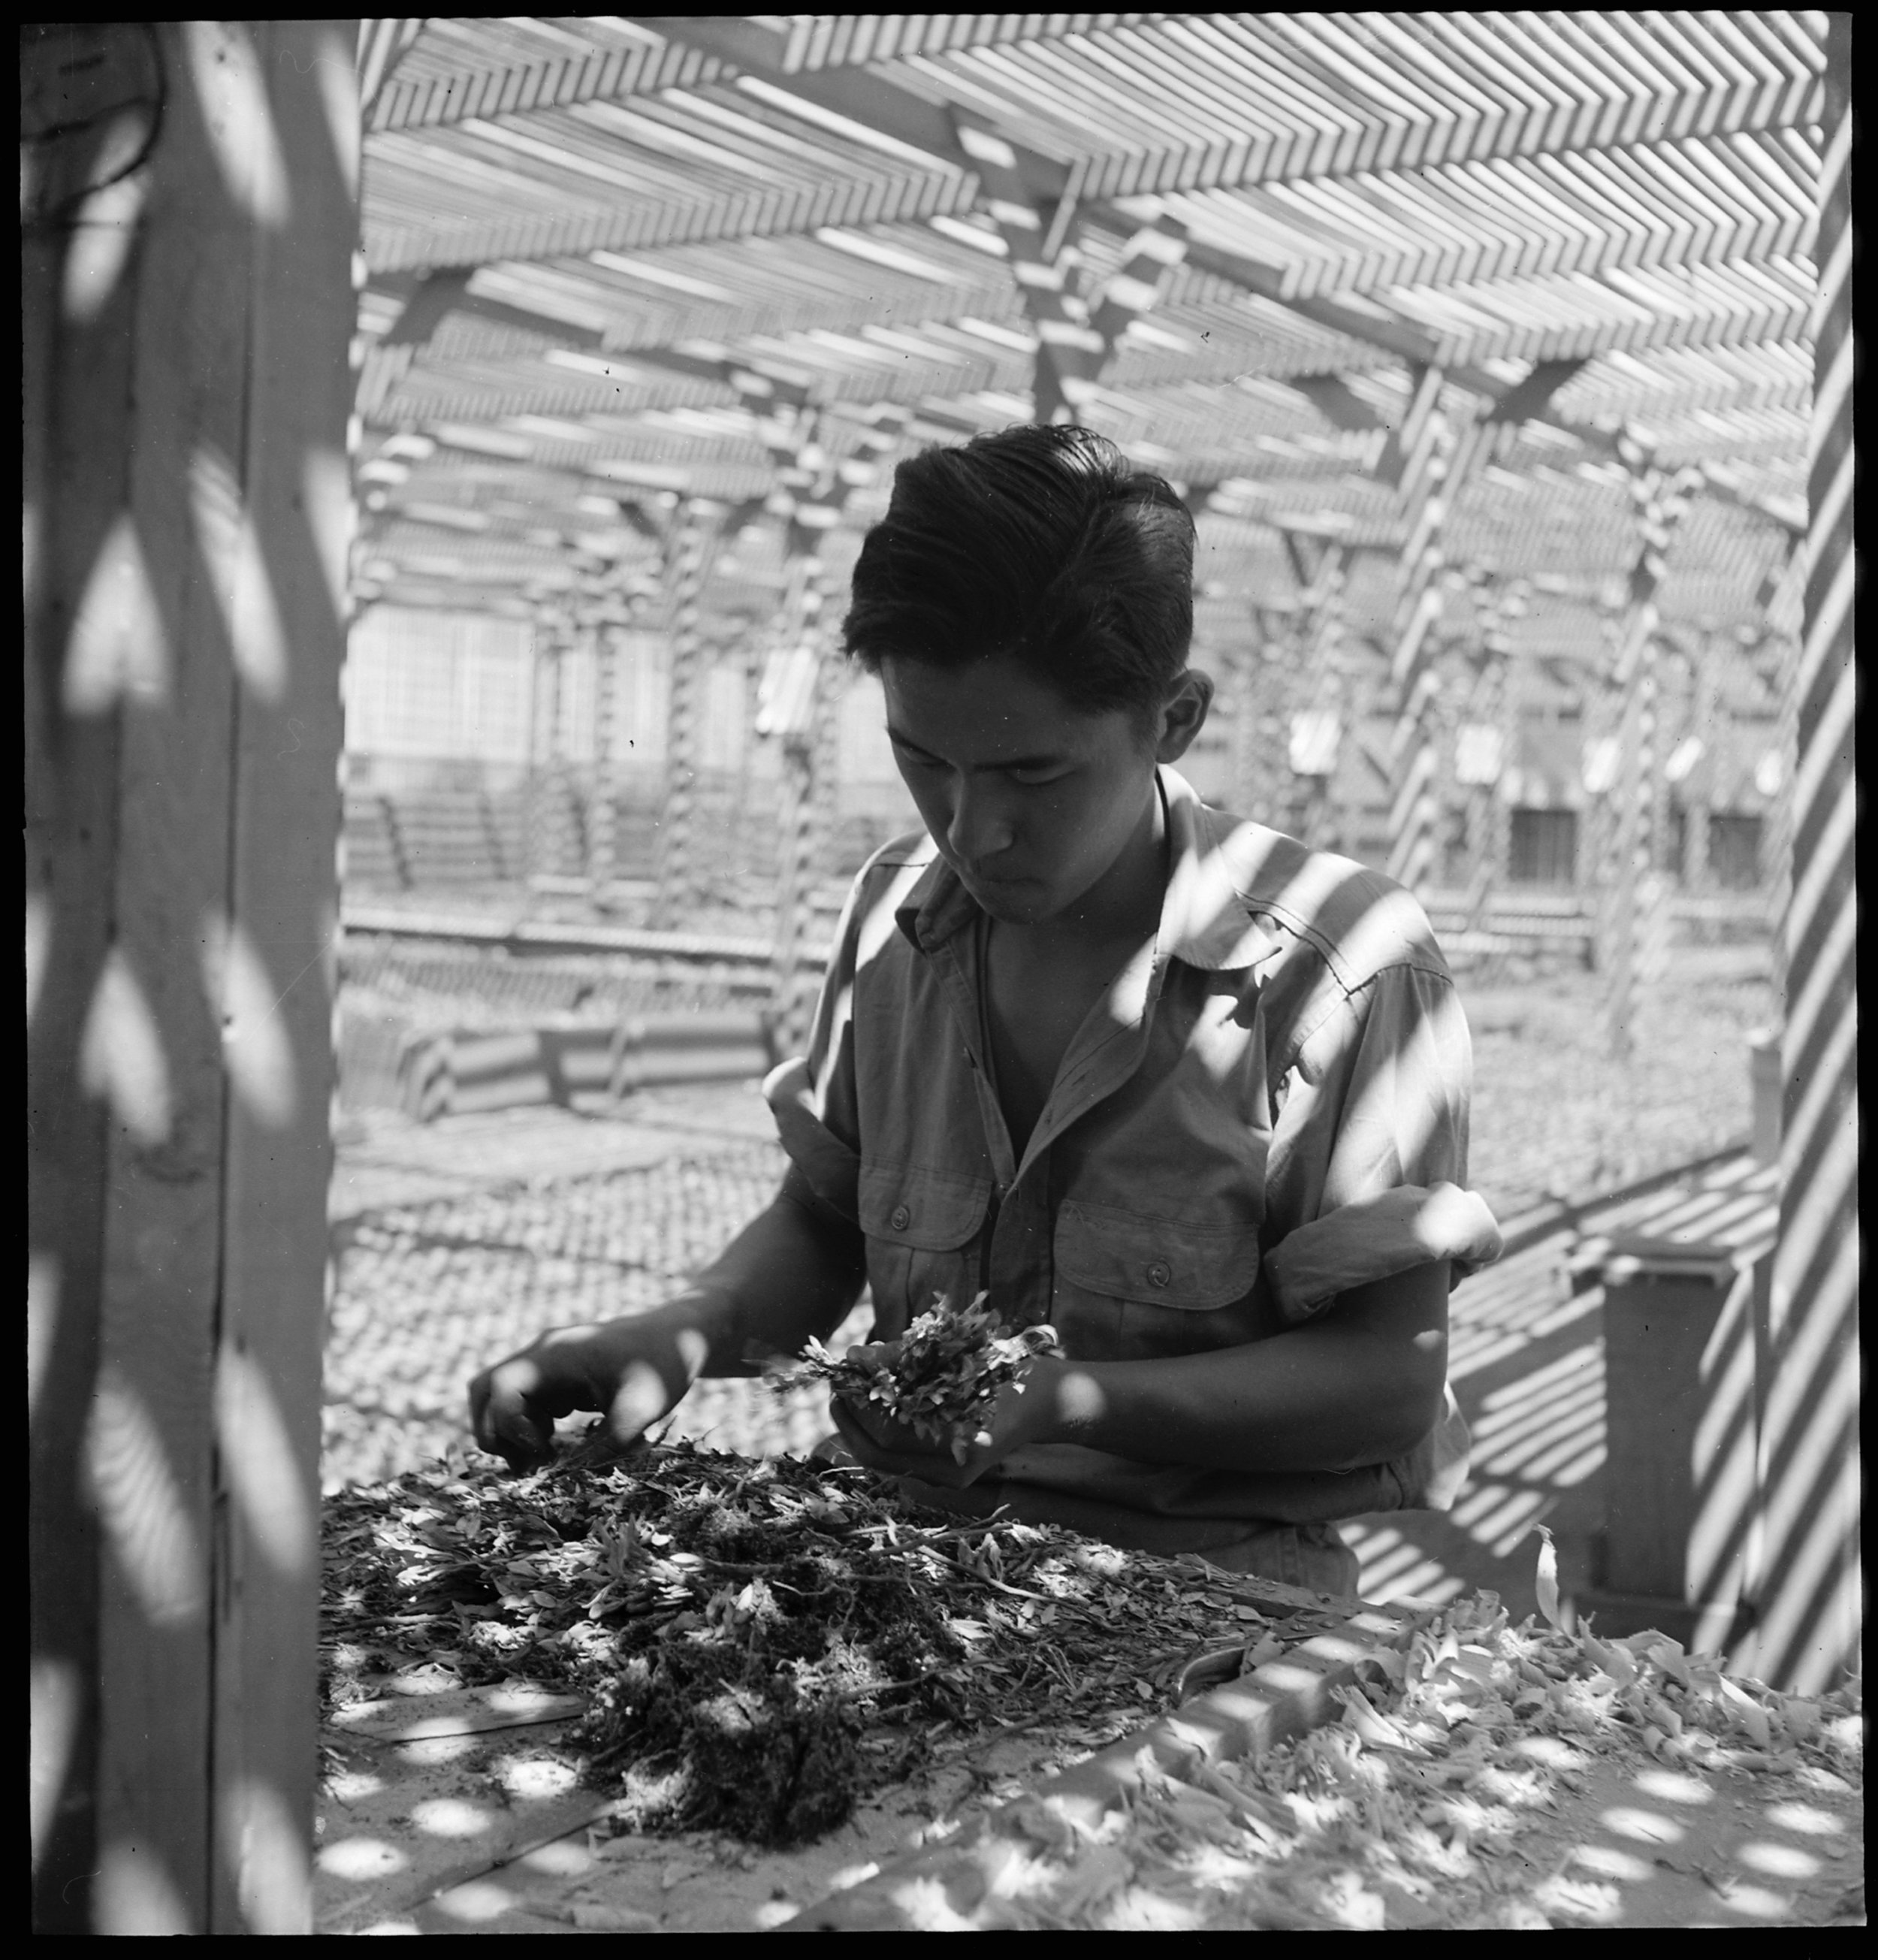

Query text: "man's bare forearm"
[637, 1165, 869, 1380]
[1035, 1262, 1451, 1474]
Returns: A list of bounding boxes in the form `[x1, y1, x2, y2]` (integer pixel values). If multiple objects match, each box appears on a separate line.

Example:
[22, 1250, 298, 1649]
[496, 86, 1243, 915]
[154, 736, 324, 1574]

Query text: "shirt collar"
[1157, 768, 1286, 973]
[895, 766, 1282, 975]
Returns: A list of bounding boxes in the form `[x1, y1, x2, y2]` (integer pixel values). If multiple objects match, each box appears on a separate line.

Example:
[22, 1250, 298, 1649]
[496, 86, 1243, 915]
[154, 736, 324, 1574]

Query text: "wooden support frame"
[26, 23, 358, 1933]
[1754, 9, 1858, 1696]
[653, 500, 727, 926]
[1596, 442, 1701, 1057]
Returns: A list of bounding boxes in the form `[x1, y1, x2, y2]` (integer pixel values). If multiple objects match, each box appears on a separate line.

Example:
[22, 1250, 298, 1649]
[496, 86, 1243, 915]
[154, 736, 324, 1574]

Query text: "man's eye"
[1009, 766, 1066, 787]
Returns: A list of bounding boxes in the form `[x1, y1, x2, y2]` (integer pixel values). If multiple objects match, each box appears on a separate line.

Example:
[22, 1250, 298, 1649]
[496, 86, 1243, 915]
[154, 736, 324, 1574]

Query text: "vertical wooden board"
[1599, 1273, 1729, 1597]
[1756, 8, 1858, 1701]
[24, 69, 123, 1922]
[208, 21, 358, 1936]
[24, 20, 263, 1933]
[87, 23, 270, 1928]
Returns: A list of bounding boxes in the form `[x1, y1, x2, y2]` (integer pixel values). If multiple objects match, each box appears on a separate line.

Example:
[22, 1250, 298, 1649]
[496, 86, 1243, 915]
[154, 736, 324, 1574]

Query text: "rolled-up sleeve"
[1258, 963, 1502, 1321]
[1260, 959, 1490, 1510]
[1265, 964, 1478, 1234]
[1313, 963, 1475, 1205]
[1265, 1182, 1503, 1327]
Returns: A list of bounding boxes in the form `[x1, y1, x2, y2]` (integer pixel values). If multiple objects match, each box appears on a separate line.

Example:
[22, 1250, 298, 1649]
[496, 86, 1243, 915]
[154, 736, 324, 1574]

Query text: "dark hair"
[841, 423, 1194, 723]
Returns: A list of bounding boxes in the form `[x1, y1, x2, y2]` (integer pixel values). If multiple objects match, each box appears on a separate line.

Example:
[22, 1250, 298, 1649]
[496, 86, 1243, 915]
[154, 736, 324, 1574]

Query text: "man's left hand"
[829, 1346, 1059, 1488]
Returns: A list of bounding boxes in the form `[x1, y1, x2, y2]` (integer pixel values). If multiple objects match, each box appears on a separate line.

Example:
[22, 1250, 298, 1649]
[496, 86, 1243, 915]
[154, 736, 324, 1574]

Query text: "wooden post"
[1229, 621, 1283, 828]
[1487, 628, 1518, 922]
[952, 115, 1186, 424]
[1599, 442, 1697, 1055]
[1752, 11, 1858, 1696]
[770, 556, 839, 1054]
[1384, 373, 1487, 900]
[654, 502, 721, 927]
[1756, 539, 1807, 1000]
[1300, 542, 1348, 854]
[526, 618, 560, 886]
[1460, 579, 1520, 933]
[750, 406, 908, 1046]
[1578, 584, 1624, 941]
[1268, 530, 1347, 847]
[1680, 630, 1720, 894]
[26, 23, 356, 1933]
[528, 615, 584, 892]
[588, 622, 618, 904]
[1652, 637, 1688, 889]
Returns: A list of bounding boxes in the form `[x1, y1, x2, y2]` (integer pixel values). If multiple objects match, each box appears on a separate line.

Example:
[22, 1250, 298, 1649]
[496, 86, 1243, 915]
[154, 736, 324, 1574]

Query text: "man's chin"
[967, 877, 1052, 924]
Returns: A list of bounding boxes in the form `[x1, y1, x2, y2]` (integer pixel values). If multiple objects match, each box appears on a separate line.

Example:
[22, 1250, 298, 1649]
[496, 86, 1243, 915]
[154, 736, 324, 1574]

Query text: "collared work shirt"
[765, 768, 1496, 1554]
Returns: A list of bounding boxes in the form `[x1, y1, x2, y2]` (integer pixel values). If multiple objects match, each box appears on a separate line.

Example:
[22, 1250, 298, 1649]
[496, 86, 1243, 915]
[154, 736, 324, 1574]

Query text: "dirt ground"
[1486, 1741, 1862, 1928]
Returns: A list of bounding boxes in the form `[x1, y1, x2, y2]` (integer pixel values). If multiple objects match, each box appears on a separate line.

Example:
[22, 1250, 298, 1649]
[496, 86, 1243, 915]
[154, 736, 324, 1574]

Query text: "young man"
[470, 424, 1500, 1596]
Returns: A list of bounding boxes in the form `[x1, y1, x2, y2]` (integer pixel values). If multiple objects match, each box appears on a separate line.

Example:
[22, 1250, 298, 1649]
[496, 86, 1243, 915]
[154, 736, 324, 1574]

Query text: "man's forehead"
[879, 653, 1115, 753]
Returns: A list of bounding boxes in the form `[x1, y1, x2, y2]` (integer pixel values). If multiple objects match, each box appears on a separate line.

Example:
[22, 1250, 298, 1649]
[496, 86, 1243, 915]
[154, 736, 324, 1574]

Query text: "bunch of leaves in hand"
[778, 1291, 1061, 1458]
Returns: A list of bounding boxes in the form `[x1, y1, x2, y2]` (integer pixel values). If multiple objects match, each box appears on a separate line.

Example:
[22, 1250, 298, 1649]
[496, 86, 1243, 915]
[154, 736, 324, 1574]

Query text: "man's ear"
[1153, 669, 1215, 764]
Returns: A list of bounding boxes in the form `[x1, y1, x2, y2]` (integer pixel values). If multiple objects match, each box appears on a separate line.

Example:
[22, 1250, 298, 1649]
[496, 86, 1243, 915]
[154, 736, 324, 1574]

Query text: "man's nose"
[947, 780, 1014, 864]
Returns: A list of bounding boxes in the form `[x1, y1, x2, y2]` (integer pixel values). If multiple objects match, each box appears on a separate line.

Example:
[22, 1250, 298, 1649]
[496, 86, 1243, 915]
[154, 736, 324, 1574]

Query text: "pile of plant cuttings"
[919, 1569, 1864, 1931]
[322, 1440, 1330, 1847]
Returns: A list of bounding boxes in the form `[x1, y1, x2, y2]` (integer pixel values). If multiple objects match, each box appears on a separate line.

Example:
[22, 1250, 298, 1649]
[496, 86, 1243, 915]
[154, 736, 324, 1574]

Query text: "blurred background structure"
[27, 15, 1855, 1935]
[343, 13, 1817, 1031]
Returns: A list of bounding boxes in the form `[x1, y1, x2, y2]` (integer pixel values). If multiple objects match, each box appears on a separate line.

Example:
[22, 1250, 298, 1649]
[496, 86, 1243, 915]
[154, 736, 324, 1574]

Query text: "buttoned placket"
[889, 770, 1288, 1336]
[921, 909, 1178, 1331]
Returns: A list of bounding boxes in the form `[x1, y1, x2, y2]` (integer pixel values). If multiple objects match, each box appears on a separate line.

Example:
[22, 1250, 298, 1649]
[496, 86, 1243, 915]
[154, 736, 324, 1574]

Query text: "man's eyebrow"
[886, 726, 1066, 771]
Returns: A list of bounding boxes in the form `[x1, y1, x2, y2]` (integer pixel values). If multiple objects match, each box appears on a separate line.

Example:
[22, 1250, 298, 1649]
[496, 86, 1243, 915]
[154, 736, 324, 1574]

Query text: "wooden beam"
[1481, 356, 1590, 424]
[379, 265, 473, 349]
[1696, 460, 1807, 540]
[1288, 374, 1386, 433]
[1171, 227, 1777, 501]
[1175, 231, 1445, 367]
[26, 23, 355, 1934]
[1175, 225, 1572, 428]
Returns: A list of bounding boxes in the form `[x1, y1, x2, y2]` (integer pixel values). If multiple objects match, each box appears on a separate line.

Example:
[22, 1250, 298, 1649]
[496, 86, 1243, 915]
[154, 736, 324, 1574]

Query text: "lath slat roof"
[356, 13, 1821, 620]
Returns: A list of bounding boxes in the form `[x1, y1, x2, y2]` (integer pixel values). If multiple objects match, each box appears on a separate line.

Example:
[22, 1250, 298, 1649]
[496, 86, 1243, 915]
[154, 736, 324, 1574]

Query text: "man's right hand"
[468, 1315, 709, 1472]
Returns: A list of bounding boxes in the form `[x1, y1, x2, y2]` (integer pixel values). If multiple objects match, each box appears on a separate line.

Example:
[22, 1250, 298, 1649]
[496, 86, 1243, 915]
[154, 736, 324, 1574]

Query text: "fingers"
[830, 1397, 971, 1487]
[469, 1353, 563, 1473]
[830, 1383, 902, 1453]
[602, 1358, 678, 1453]
[829, 1396, 907, 1472]
[468, 1324, 695, 1475]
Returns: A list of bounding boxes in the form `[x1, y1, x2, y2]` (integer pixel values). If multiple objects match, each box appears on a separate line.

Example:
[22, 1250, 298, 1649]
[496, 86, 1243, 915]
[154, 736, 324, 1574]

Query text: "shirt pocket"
[858, 1163, 992, 1337]
[1053, 1197, 1263, 1358]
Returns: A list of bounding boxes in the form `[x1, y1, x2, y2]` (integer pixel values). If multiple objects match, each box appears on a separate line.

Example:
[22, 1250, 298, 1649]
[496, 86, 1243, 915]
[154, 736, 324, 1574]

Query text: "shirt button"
[1146, 1260, 1172, 1289]
[889, 1204, 911, 1232]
